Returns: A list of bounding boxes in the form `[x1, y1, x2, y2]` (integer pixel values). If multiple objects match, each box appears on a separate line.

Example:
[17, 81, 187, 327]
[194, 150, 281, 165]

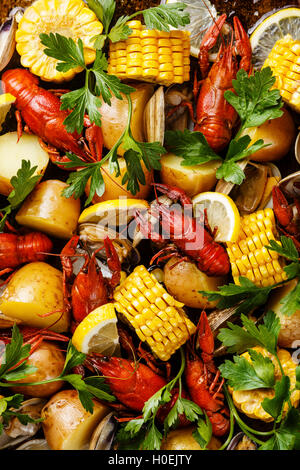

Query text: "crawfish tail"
[0, 232, 53, 269]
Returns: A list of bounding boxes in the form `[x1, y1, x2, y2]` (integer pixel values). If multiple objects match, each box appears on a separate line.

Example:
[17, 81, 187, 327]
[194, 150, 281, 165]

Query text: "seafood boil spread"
[0, 0, 300, 452]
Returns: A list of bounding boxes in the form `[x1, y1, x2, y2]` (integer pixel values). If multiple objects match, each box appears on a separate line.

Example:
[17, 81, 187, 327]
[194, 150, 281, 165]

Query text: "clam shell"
[16, 439, 51, 450]
[143, 86, 165, 145]
[0, 8, 23, 72]
[227, 432, 257, 450]
[278, 170, 300, 199]
[295, 132, 300, 165]
[89, 412, 117, 450]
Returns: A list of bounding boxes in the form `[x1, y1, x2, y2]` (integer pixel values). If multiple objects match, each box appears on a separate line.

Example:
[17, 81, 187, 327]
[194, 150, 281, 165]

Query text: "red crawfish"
[1, 68, 103, 167]
[134, 183, 230, 277]
[184, 14, 252, 153]
[185, 311, 230, 437]
[61, 235, 121, 325]
[0, 231, 53, 278]
[272, 176, 300, 252]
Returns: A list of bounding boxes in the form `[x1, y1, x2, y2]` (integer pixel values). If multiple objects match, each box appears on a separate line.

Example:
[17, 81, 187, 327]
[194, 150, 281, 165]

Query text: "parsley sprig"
[116, 348, 211, 450]
[87, 1, 190, 49]
[0, 160, 41, 231]
[165, 67, 283, 185]
[200, 236, 300, 317]
[218, 311, 300, 450]
[0, 326, 115, 432]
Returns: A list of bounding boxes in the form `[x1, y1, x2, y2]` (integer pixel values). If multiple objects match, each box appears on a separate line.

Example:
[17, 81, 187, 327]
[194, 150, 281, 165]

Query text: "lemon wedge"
[250, 7, 300, 70]
[78, 198, 149, 227]
[0, 93, 16, 131]
[72, 303, 120, 356]
[165, 0, 217, 57]
[192, 192, 240, 243]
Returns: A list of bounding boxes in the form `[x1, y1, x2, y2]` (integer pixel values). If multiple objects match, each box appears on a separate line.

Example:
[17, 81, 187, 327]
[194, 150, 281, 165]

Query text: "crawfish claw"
[233, 16, 252, 73]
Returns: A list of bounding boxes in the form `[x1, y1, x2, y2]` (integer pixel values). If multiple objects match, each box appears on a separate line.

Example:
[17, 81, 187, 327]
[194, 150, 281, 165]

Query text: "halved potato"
[161, 426, 221, 450]
[0, 132, 49, 196]
[164, 256, 227, 309]
[16, 180, 81, 239]
[41, 390, 110, 450]
[160, 153, 221, 198]
[0, 262, 69, 333]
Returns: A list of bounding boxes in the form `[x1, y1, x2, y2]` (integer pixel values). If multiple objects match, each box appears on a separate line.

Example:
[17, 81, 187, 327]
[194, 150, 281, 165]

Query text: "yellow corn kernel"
[114, 265, 196, 361]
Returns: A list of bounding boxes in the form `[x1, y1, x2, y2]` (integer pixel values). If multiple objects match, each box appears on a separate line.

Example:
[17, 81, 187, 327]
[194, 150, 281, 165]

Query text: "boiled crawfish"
[185, 311, 230, 437]
[135, 183, 230, 277]
[272, 179, 300, 252]
[186, 14, 252, 152]
[1, 68, 103, 167]
[61, 235, 121, 325]
[0, 231, 53, 277]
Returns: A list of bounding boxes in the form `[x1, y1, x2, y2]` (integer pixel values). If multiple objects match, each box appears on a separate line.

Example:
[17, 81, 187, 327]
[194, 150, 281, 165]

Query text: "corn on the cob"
[16, 0, 103, 83]
[263, 34, 300, 113]
[230, 346, 300, 422]
[108, 20, 190, 86]
[113, 265, 196, 361]
[226, 208, 287, 287]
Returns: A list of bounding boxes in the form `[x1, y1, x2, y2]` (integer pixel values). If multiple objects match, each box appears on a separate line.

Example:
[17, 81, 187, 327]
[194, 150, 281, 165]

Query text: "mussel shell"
[16, 439, 51, 451]
[89, 412, 117, 450]
[0, 8, 24, 73]
[294, 133, 300, 165]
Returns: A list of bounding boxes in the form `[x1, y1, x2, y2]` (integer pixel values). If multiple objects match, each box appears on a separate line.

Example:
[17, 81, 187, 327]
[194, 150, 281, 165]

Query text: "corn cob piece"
[16, 0, 103, 83]
[263, 34, 300, 113]
[113, 265, 196, 361]
[226, 208, 287, 287]
[230, 346, 300, 422]
[108, 20, 190, 86]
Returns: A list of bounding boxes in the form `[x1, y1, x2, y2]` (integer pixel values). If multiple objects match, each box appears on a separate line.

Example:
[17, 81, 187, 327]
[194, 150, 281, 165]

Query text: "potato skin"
[247, 108, 296, 162]
[42, 390, 110, 450]
[85, 158, 152, 203]
[161, 426, 221, 450]
[16, 180, 80, 240]
[160, 153, 221, 198]
[99, 83, 154, 156]
[163, 257, 227, 309]
[10, 341, 65, 397]
[0, 261, 70, 333]
[267, 278, 300, 348]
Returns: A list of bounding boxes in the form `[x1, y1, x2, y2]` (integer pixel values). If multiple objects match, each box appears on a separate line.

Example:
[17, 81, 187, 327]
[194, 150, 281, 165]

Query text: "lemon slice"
[192, 192, 240, 242]
[165, 0, 217, 57]
[250, 7, 300, 70]
[72, 303, 120, 356]
[78, 198, 149, 227]
[0, 93, 16, 131]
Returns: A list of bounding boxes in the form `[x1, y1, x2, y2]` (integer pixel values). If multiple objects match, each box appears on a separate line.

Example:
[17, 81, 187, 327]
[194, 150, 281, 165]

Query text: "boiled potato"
[42, 390, 110, 450]
[160, 153, 221, 198]
[267, 278, 300, 348]
[164, 256, 227, 309]
[10, 341, 65, 398]
[246, 108, 296, 162]
[161, 426, 221, 450]
[99, 83, 154, 156]
[0, 262, 69, 333]
[0, 132, 49, 196]
[16, 180, 81, 239]
[85, 158, 152, 203]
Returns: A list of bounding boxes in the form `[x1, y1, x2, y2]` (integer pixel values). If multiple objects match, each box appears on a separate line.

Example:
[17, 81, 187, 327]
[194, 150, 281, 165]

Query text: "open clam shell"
[278, 170, 300, 199]
[0, 7, 24, 73]
[227, 432, 257, 450]
[143, 86, 165, 145]
[89, 412, 117, 450]
[16, 439, 51, 450]
[295, 133, 300, 165]
[0, 398, 46, 450]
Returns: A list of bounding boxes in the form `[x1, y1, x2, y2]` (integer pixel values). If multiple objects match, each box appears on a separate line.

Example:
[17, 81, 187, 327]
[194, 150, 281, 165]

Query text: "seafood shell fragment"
[89, 412, 117, 450]
[0, 8, 23, 72]
[16, 439, 51, 450]
[143, 86, 165, 145]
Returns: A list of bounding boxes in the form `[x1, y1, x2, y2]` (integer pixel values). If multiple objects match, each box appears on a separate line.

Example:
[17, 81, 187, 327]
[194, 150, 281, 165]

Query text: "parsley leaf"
[86, 0, 116, 34]
[142, 3, 190, 31]
[108, 15, 132, 43]
[192, 413, 212, 450]
[262, 375, 291, 423]
[219, 349, 275, 390]
[40, 33, 86, 71]
[218, 311, 280, 356]
[164, 129, 221, 166]
[224, 67, 283, 130]
[280, 282, 300, 317]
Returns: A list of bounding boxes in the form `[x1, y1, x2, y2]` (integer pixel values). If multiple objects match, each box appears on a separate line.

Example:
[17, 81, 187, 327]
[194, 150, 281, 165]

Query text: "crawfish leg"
[198, 13, 227, 78]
